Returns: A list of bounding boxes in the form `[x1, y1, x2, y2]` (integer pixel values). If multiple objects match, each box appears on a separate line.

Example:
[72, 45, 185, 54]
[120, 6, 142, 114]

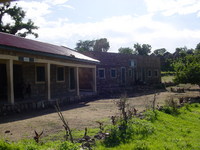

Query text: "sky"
[6, 0, 200, 53]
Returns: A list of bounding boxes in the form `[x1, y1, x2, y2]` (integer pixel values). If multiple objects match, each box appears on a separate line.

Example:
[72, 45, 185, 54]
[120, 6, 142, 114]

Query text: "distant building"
[83, 51, 161, 93]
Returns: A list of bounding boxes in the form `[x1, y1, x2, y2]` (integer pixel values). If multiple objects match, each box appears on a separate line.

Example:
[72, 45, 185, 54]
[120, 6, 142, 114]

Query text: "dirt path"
[0, 86, 199, 141]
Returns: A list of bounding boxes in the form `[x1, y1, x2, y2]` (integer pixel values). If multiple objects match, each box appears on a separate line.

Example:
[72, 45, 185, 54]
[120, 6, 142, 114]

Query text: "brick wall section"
[82, 52, 161, 93]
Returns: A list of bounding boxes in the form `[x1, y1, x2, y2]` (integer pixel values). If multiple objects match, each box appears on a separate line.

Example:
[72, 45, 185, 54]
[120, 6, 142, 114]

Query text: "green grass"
[162, 75, 175, 83]
[96, 103, 200, 150]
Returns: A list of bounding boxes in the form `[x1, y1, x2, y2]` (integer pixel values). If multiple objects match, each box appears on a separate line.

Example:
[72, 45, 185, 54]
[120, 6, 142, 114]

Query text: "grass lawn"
[97, 103, 200, 150]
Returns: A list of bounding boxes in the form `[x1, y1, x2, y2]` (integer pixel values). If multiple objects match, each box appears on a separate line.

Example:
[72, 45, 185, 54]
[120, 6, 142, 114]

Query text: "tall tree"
[173, 54, 200, 88]
[75, 40, 94, 52]
[194, 43, 200, 54]
[133, 43, 151, 55]
[75, 38, 110, 52]
[118, 47, 133, 54]
[93, 38, 110, 52]
[0, 2, 38, 38]
[153, 48, 166, 56]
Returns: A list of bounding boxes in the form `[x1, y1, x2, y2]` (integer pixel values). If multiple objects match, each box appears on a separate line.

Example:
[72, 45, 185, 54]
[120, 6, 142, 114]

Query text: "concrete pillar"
[75, 67, 80, 96]
[45, 63, 51, 100]
[93, 67, 97, 93]
[6, 59, 14, 104]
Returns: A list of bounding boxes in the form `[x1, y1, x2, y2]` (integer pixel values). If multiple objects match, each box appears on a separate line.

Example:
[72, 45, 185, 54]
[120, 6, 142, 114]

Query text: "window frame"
[110, 68, 117, 78]
[56, 66, 65, 82]
[154, 70, 158, 77]
[148, 70, 152, 77]
[128, 69, 132, 78]
[98, 68, 105, 79]
[35, 65, 45, 84]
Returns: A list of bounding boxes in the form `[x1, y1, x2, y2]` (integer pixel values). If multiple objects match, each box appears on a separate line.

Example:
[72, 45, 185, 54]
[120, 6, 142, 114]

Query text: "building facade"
[0, 32, 98, 106]
[83, 51, 161, 93]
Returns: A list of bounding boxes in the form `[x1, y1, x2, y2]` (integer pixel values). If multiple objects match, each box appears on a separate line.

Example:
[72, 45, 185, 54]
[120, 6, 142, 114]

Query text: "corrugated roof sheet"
[0, 32, 99, 63]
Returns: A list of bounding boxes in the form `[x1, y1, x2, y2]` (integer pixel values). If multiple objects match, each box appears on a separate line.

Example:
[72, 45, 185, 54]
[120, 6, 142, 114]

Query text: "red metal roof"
[0, 32, 99, 63]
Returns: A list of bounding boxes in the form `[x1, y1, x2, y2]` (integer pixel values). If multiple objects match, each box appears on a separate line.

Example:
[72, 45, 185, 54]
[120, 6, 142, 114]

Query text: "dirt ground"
[0, 85, 199, 141]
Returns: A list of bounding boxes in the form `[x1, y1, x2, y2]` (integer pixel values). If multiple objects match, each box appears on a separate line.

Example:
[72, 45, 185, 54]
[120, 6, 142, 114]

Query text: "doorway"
[69, 68, 75, 90]
[0, 64, 7, 101]
[13, 64, 24, 99]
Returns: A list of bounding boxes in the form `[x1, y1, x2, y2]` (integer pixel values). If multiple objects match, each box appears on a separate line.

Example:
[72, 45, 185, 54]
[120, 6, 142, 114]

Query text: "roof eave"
[0, 44, 100, 64]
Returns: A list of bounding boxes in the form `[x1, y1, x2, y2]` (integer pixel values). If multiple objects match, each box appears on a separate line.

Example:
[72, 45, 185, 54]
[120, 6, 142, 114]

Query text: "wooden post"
[45, 63, 51, 100]
[75, 67, 80, 96]
[6, 59, 14, 104]
[93, 67, 97, 93]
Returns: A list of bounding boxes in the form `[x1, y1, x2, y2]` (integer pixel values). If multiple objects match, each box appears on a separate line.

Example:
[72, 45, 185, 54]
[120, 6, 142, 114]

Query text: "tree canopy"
[153, 48, 166, 56]
[118, 47, 134, 54]
[133, 43, 151, 55]
[0, 2, 38, 38]
[75, 38, 110, 52]
[173, 54, 200, 87]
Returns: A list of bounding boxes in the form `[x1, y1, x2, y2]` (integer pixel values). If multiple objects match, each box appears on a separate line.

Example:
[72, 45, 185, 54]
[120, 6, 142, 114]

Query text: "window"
[57, 67, 65, 82]
[36, 66, 45, 82]
[129, 60, 136, 67]
[129, 69, 132, 77]
[110, 68, 116, 78]
[154, 70, 158, 77]
[148, 70, 152, 77]
[98, 68, 105, 79]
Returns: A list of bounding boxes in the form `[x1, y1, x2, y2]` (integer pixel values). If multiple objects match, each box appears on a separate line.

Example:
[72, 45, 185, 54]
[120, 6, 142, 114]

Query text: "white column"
[75, 67, 80, 96]
[6, 59, 14, 104]
[93, 67, 97, 93]
[45, 63, 51, 100]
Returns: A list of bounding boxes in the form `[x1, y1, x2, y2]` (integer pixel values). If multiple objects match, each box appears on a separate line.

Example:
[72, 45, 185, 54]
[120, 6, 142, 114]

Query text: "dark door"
[0, 64, 7, 101]
[121, 67, 126, 84]
[69, 68, 75, 90]
[13, 64, 24, 99]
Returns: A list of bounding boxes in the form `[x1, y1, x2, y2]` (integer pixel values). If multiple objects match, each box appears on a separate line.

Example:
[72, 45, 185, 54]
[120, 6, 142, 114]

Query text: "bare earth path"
[0, 86, 199, 141]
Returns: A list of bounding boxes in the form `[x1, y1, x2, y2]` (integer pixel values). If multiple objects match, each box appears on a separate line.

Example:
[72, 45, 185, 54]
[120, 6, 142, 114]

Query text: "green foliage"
[173, 54, 200, 86]
[0, 2, 38, 38]
[58, 141, 79, 150]
[98, 103, 200, 150]
[75, 38, 110, 52]
[133, 43, 151, 55]
[153, 48, 166, 56]
[118, 47, 134, 54]
[0, 140, 79, 150]
[103, 119, 154, 147]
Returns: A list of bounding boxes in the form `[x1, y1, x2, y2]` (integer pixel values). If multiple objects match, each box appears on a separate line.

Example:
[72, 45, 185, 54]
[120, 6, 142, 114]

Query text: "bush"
[103, 119, 154, 147]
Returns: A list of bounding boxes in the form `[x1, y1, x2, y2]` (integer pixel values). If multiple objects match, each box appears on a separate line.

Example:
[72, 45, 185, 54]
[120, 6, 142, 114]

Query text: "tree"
[93, 38, 110, 52]
[0, 2, 38, 38]
[153, 48, 166, 56]
[173, 54, 200, 87]
[118, 47, 133, 54]
[133, 43, 151, 55]
[75, 38, 110, 52]
[194, 43, 200, 54]
[75, 40, 94, 52]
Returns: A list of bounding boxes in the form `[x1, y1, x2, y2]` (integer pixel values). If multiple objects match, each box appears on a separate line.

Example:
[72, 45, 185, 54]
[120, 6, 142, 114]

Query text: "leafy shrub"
[103, 119, 154, 147]
[144, 110, 158, 122]
[58, 141, 79, 150]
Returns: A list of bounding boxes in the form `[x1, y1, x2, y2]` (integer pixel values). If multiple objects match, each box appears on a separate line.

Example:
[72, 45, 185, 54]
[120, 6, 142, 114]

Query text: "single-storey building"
[82, 51, 161, 93]
[0, 32, 99, 107]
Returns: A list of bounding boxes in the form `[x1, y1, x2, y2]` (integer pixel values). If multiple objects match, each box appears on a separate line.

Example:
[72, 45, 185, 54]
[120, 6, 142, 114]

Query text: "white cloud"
[8, 0, 200, 53]
[27, 14, 200, 53]
[144, 0, 200, 16]
[44, 0, 69, 5]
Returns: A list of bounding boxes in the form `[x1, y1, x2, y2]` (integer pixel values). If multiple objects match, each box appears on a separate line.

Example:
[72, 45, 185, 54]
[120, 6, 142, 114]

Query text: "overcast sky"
[10, 0, 200, 53]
